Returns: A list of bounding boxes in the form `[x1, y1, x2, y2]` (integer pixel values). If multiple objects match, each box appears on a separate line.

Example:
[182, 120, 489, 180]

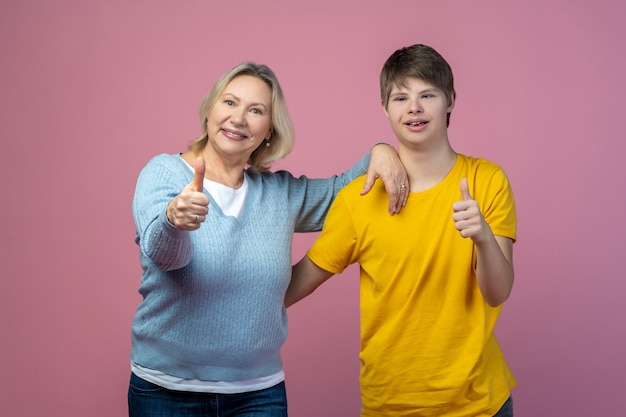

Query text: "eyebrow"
[222, 93, 269, 110]
[390, 87, 439, 96]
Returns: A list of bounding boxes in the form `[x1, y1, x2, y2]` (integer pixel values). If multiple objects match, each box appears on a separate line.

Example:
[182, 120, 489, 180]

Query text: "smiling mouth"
[222, 128, 247, 139]
[407, 121, 426, 126]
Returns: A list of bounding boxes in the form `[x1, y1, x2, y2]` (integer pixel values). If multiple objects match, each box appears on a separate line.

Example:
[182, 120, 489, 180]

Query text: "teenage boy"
[286, 44, 517, 417]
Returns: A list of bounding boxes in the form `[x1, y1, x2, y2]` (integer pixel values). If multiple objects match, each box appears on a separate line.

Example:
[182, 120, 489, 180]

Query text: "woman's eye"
[225, 100, 234, 106]
[250, 108, 262, 115]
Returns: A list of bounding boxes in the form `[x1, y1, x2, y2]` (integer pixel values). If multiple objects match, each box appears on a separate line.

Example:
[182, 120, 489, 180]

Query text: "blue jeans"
[493, 396, 513, 417]
[128, 373, 288, 417]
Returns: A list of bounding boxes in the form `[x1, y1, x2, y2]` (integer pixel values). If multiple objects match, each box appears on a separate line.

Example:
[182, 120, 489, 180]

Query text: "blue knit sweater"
[131, 153, 369, 381]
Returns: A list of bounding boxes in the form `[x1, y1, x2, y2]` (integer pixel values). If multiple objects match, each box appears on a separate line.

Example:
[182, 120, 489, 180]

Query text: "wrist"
[165, 207, 178, 229]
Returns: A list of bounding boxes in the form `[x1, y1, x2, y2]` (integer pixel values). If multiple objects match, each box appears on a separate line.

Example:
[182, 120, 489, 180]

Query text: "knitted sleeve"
[132, 154, 194, 271]
[289, 151, 370, 232]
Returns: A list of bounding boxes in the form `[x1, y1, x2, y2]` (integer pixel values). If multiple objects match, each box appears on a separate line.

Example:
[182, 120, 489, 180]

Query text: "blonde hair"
[188, 62, 295, 171]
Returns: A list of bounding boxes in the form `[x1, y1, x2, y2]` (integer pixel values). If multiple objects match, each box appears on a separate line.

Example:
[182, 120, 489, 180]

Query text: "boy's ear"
[447, 92, 457, 112]
[381, 100, 390, 118]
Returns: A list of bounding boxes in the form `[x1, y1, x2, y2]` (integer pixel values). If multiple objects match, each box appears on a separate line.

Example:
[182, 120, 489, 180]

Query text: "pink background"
[1, 1, 624, 416]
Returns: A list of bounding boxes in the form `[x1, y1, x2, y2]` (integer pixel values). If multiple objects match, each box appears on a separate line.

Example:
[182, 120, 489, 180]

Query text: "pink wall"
[1, 1, 624, 416]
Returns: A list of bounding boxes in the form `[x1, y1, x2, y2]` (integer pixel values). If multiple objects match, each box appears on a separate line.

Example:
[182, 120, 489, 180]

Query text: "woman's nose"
[230, 109, 247, 125]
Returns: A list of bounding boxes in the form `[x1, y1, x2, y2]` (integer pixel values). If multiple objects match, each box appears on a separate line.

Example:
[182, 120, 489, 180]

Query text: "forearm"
[285, 256, 334, 307]
[335, 142, 404, 191]
[139, 209, 193, 271]
[341, 151, 370, 185]
[133, 157, 197, 271]
[475, 234, 514, 307]
[292, 151, 369, 232]
[284, 272, 316, 308]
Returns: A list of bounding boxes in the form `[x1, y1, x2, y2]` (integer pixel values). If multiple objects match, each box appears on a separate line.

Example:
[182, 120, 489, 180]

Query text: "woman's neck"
[205, 152, 246, 189]
[182, 149, 246, 189]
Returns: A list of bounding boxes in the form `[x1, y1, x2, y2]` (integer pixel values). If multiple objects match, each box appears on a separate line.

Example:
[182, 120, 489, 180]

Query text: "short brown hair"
[380, 44, 456, 125]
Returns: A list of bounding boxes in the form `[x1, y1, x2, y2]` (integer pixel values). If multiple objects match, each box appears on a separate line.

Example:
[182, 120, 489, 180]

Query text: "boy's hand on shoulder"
[452, 178, 491, 243]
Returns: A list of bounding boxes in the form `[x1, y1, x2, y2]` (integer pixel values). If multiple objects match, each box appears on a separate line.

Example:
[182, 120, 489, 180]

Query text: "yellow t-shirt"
[308, 155, 517, 417]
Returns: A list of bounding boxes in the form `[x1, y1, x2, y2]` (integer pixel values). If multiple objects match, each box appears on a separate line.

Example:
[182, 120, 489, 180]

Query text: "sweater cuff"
[160, 210, 188, 237]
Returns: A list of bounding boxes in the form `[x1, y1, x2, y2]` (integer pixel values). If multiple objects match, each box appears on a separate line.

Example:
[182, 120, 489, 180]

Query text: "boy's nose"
[408, 102, 422, 113]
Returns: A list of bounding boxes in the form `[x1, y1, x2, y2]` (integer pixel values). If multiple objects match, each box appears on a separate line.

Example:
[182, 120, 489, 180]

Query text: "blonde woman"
[128, 62, 408, 417]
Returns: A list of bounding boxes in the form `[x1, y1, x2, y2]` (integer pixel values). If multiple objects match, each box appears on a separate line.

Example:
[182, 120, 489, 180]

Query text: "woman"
[128, 62, 407, 417]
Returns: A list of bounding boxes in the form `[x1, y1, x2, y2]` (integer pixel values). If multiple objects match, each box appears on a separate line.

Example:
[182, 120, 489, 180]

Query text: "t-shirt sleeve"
[480, 167, 517, 242]
[306, 190, 359, 275]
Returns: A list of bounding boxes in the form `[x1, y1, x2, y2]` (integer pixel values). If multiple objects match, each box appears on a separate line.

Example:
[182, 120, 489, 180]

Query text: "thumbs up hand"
[452, 178, 489, 242]
[191, 156, 205, 193]
[166, 157, 210, 230]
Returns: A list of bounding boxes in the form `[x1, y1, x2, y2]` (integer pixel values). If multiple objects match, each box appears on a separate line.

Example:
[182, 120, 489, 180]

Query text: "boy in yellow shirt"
[286, 44, 517, 417]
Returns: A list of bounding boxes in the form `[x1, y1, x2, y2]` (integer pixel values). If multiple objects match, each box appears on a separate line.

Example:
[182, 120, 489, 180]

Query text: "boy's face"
[383, 77, 454, 148]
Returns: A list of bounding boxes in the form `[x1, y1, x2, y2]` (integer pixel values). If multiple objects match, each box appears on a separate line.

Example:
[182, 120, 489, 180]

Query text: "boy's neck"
[399, 143, 457, 192]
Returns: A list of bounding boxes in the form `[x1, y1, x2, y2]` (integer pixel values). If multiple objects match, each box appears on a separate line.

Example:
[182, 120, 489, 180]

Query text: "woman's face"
[206, 75, 273, 161]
